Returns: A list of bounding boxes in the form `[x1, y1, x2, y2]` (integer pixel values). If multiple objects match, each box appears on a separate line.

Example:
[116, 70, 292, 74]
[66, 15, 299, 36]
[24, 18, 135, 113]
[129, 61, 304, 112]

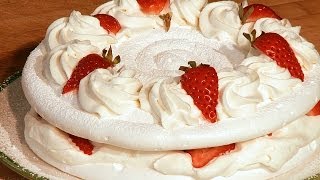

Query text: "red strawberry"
[242, 4, 281, 23]
[180, 61, 219, 123]
[137, 0, 169, 15]
[186, 144, 235, 168]
[94, 14, 121, 34]
[69, 134, 94, 155]
[252, 32, 304, 81]
[307, 100, 320, 116]
[62, 47, 120, 94]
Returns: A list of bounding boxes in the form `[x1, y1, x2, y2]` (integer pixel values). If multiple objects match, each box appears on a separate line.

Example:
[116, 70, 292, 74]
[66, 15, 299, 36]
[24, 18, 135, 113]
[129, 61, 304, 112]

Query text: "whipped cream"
[217, 54, 302, 118]
[25, 110, 320, 179]
[43, 40, 100, 86]
[140, 77, 203, 129]
[170, 0, 207, 27]
[199, 1, 241, 42]
[241, 54, 302, 100]
[217, 68, 262, 118]
[92, 0, 164, 40]
[44, 11, 115, 51]
[79, 68, 142, 117]
[155, 115, 320, 179]
[238, 18, 320, 70]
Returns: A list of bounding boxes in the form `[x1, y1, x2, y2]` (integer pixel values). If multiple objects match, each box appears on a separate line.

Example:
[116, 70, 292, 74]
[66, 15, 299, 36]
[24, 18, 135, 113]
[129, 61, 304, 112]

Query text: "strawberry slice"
[252, 32, 304, 81]
[180, 62, 219, 123]
[62, 47, 120, 94]
[243, 4, 281, 23]
[69, 134, 94, 155]
[307, 100, 320, 116]
[94, 14, 121, 34]
[137, 0, 169, 15]
[186, 144, 235, 168]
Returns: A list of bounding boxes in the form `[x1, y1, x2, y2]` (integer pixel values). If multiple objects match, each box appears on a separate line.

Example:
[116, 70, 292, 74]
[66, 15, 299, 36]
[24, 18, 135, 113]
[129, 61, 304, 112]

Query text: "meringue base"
[24, 110, 320, 180]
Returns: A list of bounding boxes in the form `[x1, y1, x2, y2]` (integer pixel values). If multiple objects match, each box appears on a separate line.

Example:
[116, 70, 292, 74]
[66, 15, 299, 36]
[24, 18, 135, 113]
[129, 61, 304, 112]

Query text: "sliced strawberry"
[253, 32, 304, 81]
[180, 62, 219, 123]
[137, 0, 169, 15]
[94, 14, 121, 34]
[243, 4, 281, 23]
[307, 100, 320, 116]
[62, 47, 120, 94]
[186, 144, 235, 168]
[69, 134, 94, 155]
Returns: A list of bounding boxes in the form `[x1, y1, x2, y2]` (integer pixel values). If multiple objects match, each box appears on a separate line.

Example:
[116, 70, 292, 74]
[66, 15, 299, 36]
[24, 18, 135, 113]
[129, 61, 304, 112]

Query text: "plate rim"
[0, 71, 47, 180]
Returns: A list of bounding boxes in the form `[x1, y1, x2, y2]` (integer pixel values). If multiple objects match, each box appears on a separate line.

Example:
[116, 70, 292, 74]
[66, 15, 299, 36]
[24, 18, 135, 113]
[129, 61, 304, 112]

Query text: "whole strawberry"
[241, 4, 281, 23]
[252, 32, 304, 81]
[94, 14, 121, 34]
[62, 47, 120, 94]
[180, 61, 219, 123]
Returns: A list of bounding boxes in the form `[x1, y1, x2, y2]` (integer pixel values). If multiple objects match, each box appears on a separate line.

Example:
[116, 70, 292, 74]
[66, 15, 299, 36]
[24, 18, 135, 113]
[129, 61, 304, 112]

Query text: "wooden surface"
[0, 0, 319, 179]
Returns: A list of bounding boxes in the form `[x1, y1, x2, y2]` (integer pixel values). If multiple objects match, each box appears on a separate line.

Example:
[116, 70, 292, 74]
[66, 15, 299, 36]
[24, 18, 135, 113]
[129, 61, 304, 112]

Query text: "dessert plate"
[0, 72, 320, 180]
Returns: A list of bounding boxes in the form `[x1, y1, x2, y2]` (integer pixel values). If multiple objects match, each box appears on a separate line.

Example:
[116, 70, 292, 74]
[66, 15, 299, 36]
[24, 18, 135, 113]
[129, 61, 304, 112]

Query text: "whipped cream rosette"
[22, 0, 320, 179]
[43, 11, 115, 52]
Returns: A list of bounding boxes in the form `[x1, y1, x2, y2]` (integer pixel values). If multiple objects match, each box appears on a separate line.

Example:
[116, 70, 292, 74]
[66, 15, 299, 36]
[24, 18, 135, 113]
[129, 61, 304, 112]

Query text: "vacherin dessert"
[21, 0, 320, 179]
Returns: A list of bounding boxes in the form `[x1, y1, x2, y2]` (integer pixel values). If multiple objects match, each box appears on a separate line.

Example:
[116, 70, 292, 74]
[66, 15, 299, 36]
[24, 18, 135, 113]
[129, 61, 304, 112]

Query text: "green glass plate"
[0, 71, 319, 180]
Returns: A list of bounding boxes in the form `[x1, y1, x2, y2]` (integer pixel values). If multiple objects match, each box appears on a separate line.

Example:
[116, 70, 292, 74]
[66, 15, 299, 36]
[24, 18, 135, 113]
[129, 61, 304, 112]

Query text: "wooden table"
[0, 0, 319, 179]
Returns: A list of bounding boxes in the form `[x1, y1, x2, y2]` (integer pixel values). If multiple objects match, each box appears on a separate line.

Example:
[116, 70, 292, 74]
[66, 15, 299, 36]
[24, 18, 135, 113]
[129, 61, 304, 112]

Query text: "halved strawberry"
[185, 144, 235, 168]
[180, 61, 219, 123]
[307, 100, 320, 116]
[252, 32, 304, 81]
[62, 47, 120, 94]
[137, 0, 169, 15]
[242, 4, 281, 23]
[94, 14, 121, 34]
[69, 134, 94, 155]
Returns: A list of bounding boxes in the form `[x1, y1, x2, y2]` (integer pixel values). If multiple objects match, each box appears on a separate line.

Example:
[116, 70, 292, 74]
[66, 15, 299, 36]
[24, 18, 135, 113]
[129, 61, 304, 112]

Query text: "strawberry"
[69, 134, 94, 155]
[94, 14, 121, 34]
[62, 47, 120, 94]
[179, 61, 219, 123]
[307, 100, 320, 116]
[242, 4, 281, 23]
[251, 32, 304, 81]
[137, 0, 169, 15]
[185, 144, 235, 168]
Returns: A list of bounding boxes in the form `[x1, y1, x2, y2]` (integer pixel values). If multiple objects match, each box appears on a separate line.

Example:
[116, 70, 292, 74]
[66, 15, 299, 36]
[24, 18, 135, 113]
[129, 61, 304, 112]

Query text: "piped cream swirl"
[44, 11, 115, 51]
[241, 55, 302, 101]
[238, 18, 320, 70]
[78, 68, 142, 117]
[199, 1, 241, 41]
[217, 68, 262, 118]
[170, 0, 207, 27]
[43, 40, 100, 86]
[140, 77, 203, 129]
[92, 0, 164, 39]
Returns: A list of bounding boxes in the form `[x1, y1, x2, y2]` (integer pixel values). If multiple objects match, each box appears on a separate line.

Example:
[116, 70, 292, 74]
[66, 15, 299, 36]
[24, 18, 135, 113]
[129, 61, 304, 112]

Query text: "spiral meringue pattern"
[78, 68, 142, 117]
